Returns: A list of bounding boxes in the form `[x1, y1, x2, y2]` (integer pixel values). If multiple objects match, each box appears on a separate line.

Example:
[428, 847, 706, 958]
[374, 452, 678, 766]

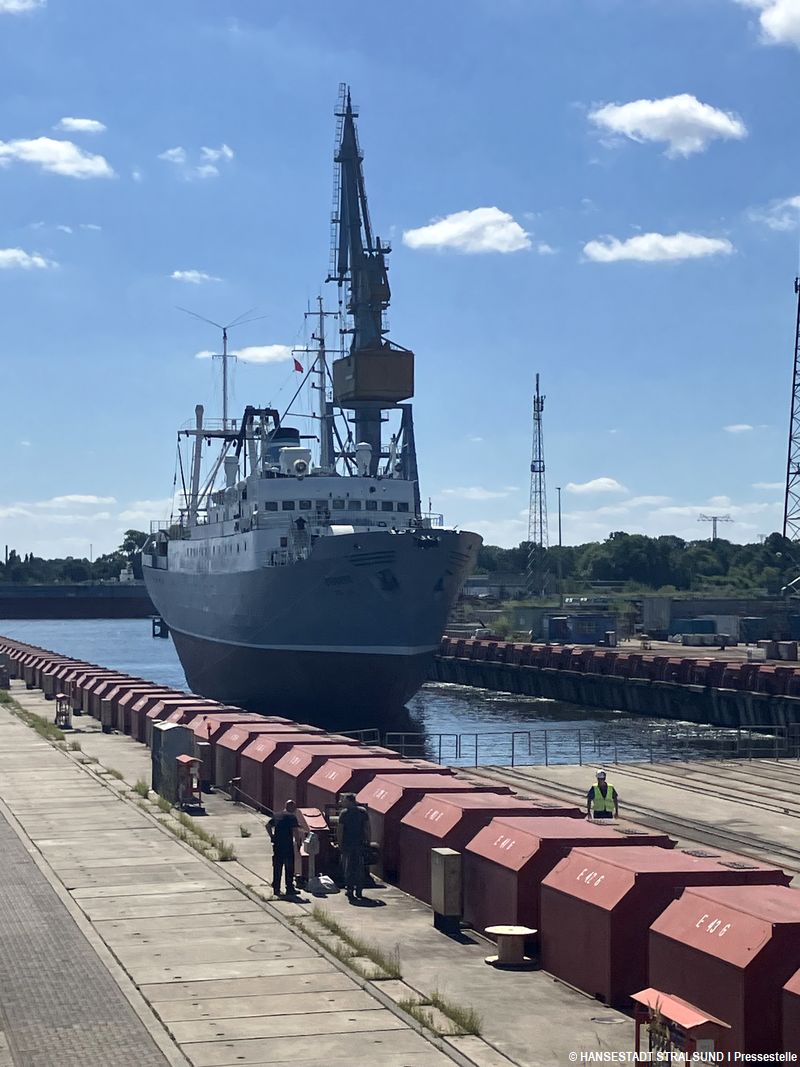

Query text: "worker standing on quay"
[267, 799, 303, 897]
[337, 793, 371, 901]
[587, 770, 619, 820]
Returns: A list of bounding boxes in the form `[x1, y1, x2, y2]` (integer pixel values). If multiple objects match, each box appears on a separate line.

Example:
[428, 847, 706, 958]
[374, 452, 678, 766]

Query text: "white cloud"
[80, 223, 101, 231]
[737, 0, 800, 48]
[566, 477, 628, 495]
[589, 94, 746, 158]
[56, 224, 73, 234]
[584, 232, 733, 263]
[132, 168, 143, 183]
[403, 207, 531, 254]
[753, 481, 783, 489]
[0, 0, 44, 11]
[724, 423, 754, 433]
[536, 242, 557, 255]
[36, 494, 116, 508]
[118, 497, 175, 522]
[55, 117, 106, 135]
[0, 247, 56, 270]
[441, 486, 515, 501]
[19, 440, 31, 447]
[159, 144, 234, 180]
[628, 495, 672, 507]
[458, 517, 528, 545]
[194, 344, 292, 365]
[749, 194, 800, 231]
[170, 269, 222, 284]
[200, 144, 234, 162]
[159, 146, 187, 165]
[0, 137, 114, 179]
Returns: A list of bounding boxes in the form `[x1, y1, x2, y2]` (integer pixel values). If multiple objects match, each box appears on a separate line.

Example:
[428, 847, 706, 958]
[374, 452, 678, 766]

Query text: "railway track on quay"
[467, 759, 800, 875]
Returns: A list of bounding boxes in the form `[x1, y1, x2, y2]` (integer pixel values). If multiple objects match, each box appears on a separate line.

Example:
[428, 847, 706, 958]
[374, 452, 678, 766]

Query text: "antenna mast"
[526, 374, 549, 596]
[305, 296, 338, 470]
[698, 514, 732, 541]
[784, 278, 800, 540]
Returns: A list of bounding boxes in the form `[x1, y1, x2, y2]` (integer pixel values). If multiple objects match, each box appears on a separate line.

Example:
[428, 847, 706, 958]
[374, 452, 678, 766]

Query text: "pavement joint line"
[0, 701, 490, 1067]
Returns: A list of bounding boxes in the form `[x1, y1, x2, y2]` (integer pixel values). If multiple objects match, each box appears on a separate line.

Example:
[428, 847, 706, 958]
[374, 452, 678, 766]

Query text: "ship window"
[280, 537, 288, 547]
[332, 499, 345, 510]
[264, 501, 278, 511]
[365, 499, 378, 511]
[381, 501, 394, 512]
[397, 502, 409, 513]
[315, 500, 327, 510]
[350, 500, 362, 511]
[282, 500, 294, 511]
[299, 500, 312, 510]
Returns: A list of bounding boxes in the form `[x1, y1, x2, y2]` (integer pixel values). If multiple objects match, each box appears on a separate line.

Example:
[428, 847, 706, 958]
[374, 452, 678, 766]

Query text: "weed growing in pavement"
[150, 798, 237, 862]
[133, 779, 150, 798]
[429, 990, 482, 1036]
[398, 998, 438, 1031]
[310, 906, 402, 979]
[4, 698, 65, 743]
[239, 825, 251, 837]
[106, 768, 125, 781]
[68, 740, 82, 751]
[156, 795, 172, 814]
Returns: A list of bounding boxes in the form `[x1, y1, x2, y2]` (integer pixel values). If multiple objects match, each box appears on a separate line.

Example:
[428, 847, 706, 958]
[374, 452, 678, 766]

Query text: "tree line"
[0, 531, 148, 584]
[477, 531, 800, 596]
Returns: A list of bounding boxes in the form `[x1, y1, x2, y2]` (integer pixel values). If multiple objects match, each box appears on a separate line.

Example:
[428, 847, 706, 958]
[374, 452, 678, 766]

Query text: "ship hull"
[143, 528, 480, 723]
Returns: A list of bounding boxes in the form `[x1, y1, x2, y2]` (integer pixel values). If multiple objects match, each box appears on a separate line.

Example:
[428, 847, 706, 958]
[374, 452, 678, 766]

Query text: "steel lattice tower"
[526, 374, 549, 595]
[784, 278, 800, 541]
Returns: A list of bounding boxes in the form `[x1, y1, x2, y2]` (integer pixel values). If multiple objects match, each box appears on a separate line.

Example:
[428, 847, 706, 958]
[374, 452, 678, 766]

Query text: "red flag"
[293, 358, 303, 373]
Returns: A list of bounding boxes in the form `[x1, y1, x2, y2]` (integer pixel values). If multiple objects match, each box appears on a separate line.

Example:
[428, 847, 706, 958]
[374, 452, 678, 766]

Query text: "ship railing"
[421, 512, 444, 528]
[148, 519, 191, 539]
[262, 548, 311, 568]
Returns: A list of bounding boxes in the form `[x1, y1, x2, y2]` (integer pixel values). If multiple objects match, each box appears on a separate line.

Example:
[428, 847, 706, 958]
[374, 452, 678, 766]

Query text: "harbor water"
[0, 619, 731, 768]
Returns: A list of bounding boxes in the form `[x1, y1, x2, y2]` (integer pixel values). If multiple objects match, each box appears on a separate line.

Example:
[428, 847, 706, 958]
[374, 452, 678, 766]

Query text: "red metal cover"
[649, 885, 800, 1053]
[216, 723, 300, 753]
[272, 744, 390, 810]
[239, 733, 352, 811]
[462, 816, 673, 937]
[540, 847, 791, 1010]
[401, 791, 572, 838]
[190, 713, 263, 742]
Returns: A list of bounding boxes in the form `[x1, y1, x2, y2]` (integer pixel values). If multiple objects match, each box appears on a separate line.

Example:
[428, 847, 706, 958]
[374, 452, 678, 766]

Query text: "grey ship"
[143, 86, 481, 720]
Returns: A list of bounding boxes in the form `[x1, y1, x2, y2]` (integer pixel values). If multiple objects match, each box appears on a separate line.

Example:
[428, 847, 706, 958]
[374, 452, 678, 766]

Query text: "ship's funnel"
[355, 442, 372, 478]
[223, 456, 239, 488]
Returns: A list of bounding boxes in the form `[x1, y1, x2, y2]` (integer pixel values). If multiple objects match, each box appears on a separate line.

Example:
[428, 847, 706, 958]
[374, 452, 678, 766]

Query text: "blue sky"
[1, 0, 800, 557]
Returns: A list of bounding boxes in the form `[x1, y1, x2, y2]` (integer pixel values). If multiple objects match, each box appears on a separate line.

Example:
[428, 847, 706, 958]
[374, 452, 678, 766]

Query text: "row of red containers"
[3, 636, 800, 1054]
[440, 636, 800, 695]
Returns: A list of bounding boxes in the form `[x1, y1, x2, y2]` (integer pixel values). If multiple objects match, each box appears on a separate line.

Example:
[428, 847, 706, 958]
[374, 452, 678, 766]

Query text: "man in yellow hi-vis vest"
[587, 770, 618, 820]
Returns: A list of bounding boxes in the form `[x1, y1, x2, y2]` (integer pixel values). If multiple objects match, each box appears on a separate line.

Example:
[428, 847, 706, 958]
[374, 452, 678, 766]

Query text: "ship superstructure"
[142, 86, 481, 721]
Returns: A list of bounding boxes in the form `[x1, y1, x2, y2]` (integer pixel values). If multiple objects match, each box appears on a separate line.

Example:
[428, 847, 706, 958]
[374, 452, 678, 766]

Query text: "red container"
[357, 773, 493, 880]
[540, 846, 791, 1008]
[41, 659, 87, 697]
[305, 757, 448, 818]
[214, 723, 302, 792]
[130, 689, 193, 742]
[87, 675, 137, 718]
[77, 671, 128, 715]
[114, 685, 177, 734]
[70, 669, 119, 712]
[398, 792, 582, 905]
[144, 698, 224, 747]
[783, 967, 800, 1053]
[463, 816, 675, 937]
[272, 744, 393, 812]
[648, 884, 800, 1054]
[239, 733, 351, 813]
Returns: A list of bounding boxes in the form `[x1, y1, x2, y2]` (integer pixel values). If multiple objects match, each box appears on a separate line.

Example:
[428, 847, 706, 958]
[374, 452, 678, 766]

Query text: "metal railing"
[384, 724, 800, 768]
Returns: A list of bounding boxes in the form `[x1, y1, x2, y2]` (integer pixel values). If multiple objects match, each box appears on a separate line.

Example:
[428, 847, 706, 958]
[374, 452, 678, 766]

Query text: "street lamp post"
[556, 487, 563, 605]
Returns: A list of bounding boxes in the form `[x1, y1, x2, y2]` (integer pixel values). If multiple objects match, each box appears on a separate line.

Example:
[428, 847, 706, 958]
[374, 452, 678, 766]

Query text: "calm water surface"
[0, 619, 714, 766]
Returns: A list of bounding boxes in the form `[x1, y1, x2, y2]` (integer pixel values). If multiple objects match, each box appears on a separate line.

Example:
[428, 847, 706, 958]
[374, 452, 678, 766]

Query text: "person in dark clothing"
[586, 770, 619, 820]
[336, 793, 370, 901]
[267, 799, 303, 896]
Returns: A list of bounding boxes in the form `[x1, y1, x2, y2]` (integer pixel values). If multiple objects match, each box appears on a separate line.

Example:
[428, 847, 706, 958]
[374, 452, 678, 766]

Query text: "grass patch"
[152, 797, 236, 862]
[239, 825, 251, 838]
[429, 990, 482, 1036]
[310, 906, 402, 979]
[133, 779, 150, 798]
[136, 800, 149, 811]
[106, 768, 125, 780]
[7, 702, 65, 743]
[68, 740, 82, 751]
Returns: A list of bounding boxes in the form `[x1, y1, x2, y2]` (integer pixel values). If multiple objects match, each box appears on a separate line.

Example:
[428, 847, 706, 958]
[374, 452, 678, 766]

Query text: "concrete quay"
[0, 681, 636, 1067]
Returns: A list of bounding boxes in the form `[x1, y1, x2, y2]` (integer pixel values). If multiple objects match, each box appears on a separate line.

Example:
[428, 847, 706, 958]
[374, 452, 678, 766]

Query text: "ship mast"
[306, 295, 337, 471]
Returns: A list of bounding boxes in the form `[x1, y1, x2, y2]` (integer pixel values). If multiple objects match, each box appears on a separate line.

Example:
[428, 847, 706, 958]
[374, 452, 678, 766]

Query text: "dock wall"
[0, 583, 154, 619]
[431, 637, 800, 728]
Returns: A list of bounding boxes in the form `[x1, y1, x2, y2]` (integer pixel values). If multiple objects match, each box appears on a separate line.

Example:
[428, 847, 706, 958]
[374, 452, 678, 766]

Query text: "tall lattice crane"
[526, 374, 549, 595]
[783, 278, 800, 541]
[327, 84, 417, 493]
